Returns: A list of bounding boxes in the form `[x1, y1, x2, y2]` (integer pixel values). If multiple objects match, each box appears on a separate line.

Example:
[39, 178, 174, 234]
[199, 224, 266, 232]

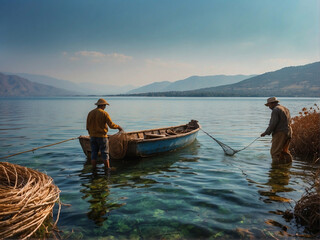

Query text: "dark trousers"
[90, 137, 109, 160]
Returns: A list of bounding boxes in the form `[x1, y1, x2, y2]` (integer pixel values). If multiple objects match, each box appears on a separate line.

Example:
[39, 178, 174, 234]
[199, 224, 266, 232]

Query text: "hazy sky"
[0, 0, 319, 87]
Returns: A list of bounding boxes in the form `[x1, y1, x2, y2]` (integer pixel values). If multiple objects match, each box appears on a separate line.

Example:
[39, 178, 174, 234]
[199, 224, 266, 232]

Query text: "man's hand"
[261, 132, 266, 137]
[118, 126, 123, 131]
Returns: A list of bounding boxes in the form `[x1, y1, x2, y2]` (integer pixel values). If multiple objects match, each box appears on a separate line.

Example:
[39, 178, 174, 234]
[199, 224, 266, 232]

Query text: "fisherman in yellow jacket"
[87, 98, 123, 169]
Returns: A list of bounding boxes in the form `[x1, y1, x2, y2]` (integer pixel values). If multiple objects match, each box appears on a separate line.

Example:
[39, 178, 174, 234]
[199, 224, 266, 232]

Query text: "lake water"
[0, 97, 319, 239]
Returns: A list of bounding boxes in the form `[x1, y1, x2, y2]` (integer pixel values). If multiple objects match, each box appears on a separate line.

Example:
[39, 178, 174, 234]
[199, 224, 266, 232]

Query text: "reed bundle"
[0, 162, 61, 239]
[290, 104, 320, 161]
[294, 170, 320, 235]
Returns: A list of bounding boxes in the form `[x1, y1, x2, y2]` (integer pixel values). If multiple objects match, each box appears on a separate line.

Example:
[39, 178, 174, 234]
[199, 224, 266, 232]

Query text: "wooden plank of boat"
[79, 119, 200, 160]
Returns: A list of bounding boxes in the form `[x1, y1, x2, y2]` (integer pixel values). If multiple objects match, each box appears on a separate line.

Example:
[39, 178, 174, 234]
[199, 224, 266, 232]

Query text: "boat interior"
[126, 120, 199, 140]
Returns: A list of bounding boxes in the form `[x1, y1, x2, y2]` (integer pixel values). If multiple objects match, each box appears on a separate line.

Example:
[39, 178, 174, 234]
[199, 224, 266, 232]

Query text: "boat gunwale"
[79, 123, 201, 143]
[125, 123, 187, 135]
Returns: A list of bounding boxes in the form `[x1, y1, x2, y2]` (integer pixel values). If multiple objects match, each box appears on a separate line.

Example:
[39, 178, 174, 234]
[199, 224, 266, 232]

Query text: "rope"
[0, 137, 79, 160]
[234, 136, 261, 153]
[0, 162, 61, 239]
[201, 129, 260, 156]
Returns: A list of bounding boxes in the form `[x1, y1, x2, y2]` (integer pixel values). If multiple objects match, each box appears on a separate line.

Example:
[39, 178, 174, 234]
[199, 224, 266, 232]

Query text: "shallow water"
[0, 97, 319, 239]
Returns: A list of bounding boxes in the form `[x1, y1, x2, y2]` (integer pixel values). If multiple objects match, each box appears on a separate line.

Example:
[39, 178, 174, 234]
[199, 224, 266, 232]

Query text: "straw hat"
[265, 97, 279, 106]
[95, 98, 109, 106]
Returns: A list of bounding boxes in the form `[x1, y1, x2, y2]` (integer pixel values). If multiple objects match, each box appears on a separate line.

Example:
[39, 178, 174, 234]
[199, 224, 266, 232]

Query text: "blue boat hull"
[127, 130, 199, 157]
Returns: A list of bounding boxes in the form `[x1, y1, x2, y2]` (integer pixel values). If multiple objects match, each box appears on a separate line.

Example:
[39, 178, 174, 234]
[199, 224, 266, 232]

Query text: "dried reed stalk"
[294, 170, 320, 235]
[0, 162, 61, 239]
[290, 104, 320, 161]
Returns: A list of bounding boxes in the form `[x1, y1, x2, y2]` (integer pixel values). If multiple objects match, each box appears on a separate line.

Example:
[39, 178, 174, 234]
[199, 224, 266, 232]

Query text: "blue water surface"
[0, 97, 319, 239]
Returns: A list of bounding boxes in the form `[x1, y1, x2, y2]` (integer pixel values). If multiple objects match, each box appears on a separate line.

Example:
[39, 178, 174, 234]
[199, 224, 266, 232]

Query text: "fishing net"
[201, 129, 260, 156]
[0, 162, 61, 239]
[109, 131, 128, 159]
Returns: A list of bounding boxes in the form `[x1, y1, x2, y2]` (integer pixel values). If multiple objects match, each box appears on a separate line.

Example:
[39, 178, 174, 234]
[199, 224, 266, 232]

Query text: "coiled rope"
[0, 162, 61, 239]
[0, 137, 79, 160]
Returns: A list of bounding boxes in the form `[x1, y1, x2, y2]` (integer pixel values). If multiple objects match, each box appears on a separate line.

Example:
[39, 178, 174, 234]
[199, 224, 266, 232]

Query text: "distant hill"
[0, 73, 76, 97]
[127, 75, 255, 94]
[127, 62, 320, 97]
[7, 73, 136, 95]
[128, 81, 171, 94]
[77, 82, 135, 95]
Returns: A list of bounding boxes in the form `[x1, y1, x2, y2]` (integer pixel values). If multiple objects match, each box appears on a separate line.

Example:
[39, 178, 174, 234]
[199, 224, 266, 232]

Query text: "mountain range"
[1, 61, 319, 97]
[0, 73, 75, 97]
[6, 73, 135, 95]
[0, 72, 253, 97]
[126, 61, 320, 97]
[127, 75, 255, 94]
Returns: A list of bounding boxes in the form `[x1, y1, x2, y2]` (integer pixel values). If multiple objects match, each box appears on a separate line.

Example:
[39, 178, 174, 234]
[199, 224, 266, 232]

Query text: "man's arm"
[105, 112, 122, 131]
[86, 112, 90, 131]
[261, 109, 279, 136]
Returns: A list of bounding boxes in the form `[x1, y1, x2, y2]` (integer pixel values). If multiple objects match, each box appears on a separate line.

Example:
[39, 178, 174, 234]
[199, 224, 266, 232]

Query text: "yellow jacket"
[86, 108, 119, 137]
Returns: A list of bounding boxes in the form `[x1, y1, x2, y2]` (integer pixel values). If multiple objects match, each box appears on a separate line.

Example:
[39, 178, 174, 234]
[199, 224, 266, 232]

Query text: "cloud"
[106, 53, 133, 62]
[76, 51, 106, 58]
[62, 51, 133, 63]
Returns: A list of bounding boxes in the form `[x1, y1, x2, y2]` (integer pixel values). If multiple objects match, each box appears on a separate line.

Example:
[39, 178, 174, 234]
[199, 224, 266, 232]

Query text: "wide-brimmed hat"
[95, 98, 109, 106]
[265, 97, 279, 106]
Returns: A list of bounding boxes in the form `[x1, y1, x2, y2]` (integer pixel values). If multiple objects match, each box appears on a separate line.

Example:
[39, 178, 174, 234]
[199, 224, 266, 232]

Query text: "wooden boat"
[79, 120, 200, 160]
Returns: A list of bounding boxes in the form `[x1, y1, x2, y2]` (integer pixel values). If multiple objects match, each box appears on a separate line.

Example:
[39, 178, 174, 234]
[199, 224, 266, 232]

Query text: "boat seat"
[166, 129, 178, 135]
[145, 133, 166, 139]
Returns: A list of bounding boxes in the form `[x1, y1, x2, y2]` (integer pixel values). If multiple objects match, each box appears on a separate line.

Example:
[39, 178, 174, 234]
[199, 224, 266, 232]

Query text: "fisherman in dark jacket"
[261, 97, 293, 164]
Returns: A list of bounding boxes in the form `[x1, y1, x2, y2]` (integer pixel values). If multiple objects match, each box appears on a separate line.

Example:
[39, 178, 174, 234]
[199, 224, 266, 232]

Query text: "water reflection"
[78, 141, 199, 226]
[79, 170, 125, 226]
[259, 163, 293, 203]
